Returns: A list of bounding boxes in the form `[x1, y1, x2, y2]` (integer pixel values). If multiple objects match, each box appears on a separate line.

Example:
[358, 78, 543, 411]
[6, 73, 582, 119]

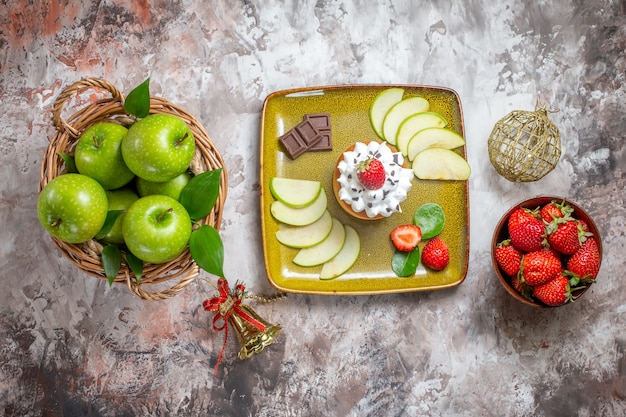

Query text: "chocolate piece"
[279, 130, 308, 159]
[278, 113, 333, 159]
[307, 128, 333, 151]
[305, 113, 331, 130]
[294, 119, 322, 147]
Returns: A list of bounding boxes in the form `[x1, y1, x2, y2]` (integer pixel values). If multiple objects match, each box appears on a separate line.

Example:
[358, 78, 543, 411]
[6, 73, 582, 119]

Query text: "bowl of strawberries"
[491, 196, 602, 307]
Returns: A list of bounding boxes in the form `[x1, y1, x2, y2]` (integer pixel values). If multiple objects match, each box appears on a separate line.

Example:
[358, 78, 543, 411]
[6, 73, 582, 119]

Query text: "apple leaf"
[391, 247, 420, 277]
[124, 77, 151, 119]
[95, 210, 124, 240]
[125, 251, 143, 284]
[58, 152, 77, 173]
[189, 225, 224, 278]
[102, 245, 122, 286]
[180, 168, 223, 220]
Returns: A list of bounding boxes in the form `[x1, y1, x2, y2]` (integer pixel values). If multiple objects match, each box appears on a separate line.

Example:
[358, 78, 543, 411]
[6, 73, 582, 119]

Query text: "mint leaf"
[102, 245, 122, 286]
[189, 225, 224, 278]
[180, 168, 223, 220]
[391, 247, 420, 277]
[124, 78, 151, 118]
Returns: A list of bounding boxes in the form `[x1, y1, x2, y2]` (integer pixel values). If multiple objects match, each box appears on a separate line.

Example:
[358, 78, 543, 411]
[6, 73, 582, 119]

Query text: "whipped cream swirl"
[337, 141, 413, 218]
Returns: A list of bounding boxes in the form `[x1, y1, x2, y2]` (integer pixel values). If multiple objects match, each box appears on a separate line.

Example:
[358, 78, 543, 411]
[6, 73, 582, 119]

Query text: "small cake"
[333, 141, 413, 220]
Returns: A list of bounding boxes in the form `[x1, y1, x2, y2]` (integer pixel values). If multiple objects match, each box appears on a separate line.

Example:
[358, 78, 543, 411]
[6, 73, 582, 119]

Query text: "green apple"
[293, 217, 346, 267]
[412, 148, 471, 180]
[122, 195, 192, 264]
[369, 88, 404, 140]
[275, 210, 333, 248]
[270, 188, 327, 226]
[122, 114, 195, 182]
[396, 112, 447, 156]
[269, 177, 322, 208]
[74, 122, 135, 190]
[406, 127, 465, 161]
[37, 173, 108, 243]
[101, 188, 140, 244]
[382, 97, 430, 145]
[320, 225, 360, 280]
[136, 171, 192, 201]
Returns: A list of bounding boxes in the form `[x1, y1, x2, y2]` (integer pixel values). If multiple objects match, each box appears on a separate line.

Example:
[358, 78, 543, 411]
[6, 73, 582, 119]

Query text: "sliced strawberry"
[421, 237, 449, 270]
[390, 224, 422, 252]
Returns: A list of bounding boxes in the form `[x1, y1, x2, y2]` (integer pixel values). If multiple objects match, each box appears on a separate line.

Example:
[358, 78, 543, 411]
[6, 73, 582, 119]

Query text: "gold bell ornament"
[487, 104, 561, 182]
[203, 278, 282, 372]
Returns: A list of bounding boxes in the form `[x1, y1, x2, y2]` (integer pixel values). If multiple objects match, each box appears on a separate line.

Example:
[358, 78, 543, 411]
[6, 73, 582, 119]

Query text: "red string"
[203, 278, 266, 373]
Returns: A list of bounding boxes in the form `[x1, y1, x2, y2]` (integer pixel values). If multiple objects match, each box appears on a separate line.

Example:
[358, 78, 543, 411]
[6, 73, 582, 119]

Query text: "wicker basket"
[39, 78, 228, 300]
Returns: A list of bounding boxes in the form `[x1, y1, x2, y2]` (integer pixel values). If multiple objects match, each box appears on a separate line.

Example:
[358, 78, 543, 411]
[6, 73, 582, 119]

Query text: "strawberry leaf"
[102, 245, 122, 286]
[189, 225, 224, 278]
[124, 251, 143, 284]
[124, 77, 151, 119]
[391, 247, 420, 277]
[180, 168, 222, 220]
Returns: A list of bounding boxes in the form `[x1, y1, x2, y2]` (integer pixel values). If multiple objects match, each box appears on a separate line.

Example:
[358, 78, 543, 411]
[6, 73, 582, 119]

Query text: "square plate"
[260, 85, 469, 295]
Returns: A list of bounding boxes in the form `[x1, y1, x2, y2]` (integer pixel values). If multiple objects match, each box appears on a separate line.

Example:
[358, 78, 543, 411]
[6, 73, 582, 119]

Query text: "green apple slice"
[369, 88, 404, 140]
[412, 148, 471, 180]
[382, 97, 430, 145]
[269, 177, 322, 208]
[407, 127, 465, 161]
[293, 217, 346, 267]
[275, 210, 333, 248]
[271, 188, 328, 226]
[396, 112, 448, 156]
[319, 225, 360, 280]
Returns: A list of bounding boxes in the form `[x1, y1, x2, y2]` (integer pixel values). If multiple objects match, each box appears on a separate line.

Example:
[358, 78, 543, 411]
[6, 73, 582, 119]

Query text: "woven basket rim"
[39, 77, 228, 300]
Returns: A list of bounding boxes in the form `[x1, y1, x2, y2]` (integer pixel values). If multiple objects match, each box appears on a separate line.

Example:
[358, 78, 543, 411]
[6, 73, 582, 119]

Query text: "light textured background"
[1, 1, 625, 416]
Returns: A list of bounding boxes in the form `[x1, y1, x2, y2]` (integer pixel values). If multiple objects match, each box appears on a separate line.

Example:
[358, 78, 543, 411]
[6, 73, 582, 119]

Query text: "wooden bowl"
[491, 196, 602, 308]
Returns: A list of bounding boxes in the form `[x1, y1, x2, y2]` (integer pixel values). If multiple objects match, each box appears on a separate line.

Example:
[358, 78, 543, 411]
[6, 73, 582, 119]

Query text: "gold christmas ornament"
[487, 106, 561, 182]
[203, 278, 282, 372]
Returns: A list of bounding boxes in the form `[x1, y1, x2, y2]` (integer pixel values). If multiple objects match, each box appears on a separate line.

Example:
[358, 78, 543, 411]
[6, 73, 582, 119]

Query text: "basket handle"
[52, 78, 124, 138]
[124, 268, 199, 301]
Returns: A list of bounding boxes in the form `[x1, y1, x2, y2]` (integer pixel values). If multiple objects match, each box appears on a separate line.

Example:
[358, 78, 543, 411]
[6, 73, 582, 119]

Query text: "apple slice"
[407, 127, 466, 161]
[396, 112, 447, 156]
[382, 97, 430, 146]
[319, 225, 360, 280]
[412, 148, 471, 180]
[271, 188, 327, 226]
[275, 210, 333, 248]
[269, 177, 322, 208]
[369, 88, 404, 140]
[293, 217, 346, 267]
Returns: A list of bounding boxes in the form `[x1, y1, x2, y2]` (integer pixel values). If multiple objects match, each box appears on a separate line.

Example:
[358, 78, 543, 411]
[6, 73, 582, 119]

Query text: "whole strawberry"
[508, 207, 539, 232]
[421, 237, 449, 270]
[539, 200, 573, 223]
[566, 237, 600, 282]
[546, 219, 581, 255]
[520, 250, 562, 286]
[509, 217, 546, 252]
[495, 239, 522, 276]
[533, 274, 573, 306]
[356, 157, 386, 190]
